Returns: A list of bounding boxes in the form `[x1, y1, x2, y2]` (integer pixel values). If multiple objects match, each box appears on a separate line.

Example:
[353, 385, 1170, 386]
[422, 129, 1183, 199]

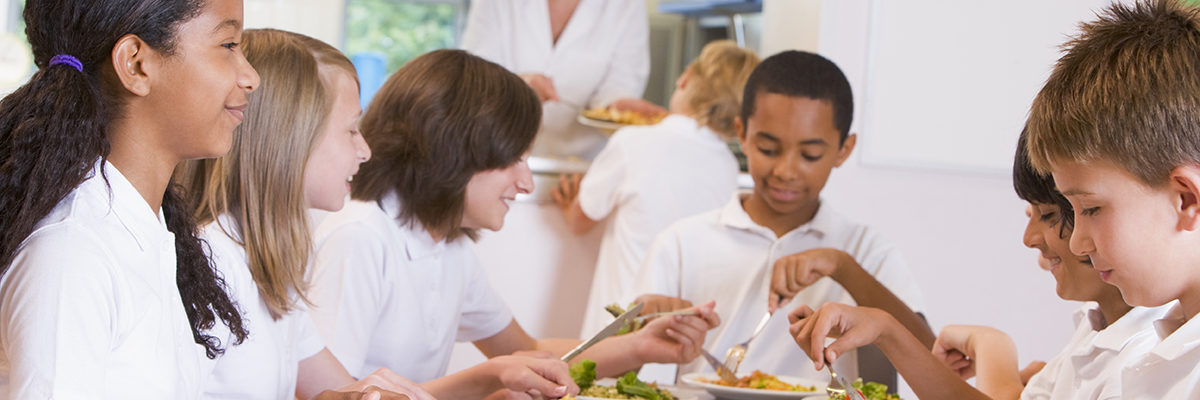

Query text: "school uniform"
[634, 194, 925, 383]
[0, 161, 205, 399]
[1020, 303, 1169, 399]
[577, 114, 739, 337]
[197, 217, 325, 399]
[1121, 303, 1200, 399]
[461, 0, 649, 158]
[307, 194, 514, 382]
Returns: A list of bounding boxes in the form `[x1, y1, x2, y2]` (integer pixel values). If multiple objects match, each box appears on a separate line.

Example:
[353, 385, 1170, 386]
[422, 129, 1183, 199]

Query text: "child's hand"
[787, 303, 895, 370]
[482, 355, 580, 399]
[932, 325, 1008, 380]
[552, 173, 582, 211]
[629, 301, 720, 364]
[1019, 361, 1046, 385]
[633, 294, 693, 315]
[769, 249, 854, 313]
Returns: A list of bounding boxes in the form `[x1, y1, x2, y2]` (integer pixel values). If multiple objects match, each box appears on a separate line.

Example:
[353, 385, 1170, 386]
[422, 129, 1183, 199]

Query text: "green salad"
[568, 359, 675, 400]
[830, 379, 901, 400]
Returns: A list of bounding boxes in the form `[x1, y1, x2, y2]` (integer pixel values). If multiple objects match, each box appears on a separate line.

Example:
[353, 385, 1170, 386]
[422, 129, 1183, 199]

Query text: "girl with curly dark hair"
[0, 0, 257, 397]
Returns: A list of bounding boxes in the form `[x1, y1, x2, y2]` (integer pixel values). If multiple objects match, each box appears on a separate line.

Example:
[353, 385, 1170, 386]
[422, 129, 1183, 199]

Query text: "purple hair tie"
[48, 54, 83, 72]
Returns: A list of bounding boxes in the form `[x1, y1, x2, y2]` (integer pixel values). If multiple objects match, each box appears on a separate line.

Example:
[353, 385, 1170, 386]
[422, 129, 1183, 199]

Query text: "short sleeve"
[633, 226, 685, 301]
[307, 221, 389, 375]
[455, 244, 514, 342]
[0, 228, 117, 398]
[293, 305, 326, 362]
[578, 133, 631, 221]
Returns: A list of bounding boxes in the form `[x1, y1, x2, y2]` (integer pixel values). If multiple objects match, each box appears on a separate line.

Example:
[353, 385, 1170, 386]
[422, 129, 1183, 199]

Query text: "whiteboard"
[857, 0, 1123, 174]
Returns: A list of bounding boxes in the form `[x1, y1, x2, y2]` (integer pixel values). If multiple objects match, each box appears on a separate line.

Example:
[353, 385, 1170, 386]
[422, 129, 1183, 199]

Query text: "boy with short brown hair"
[1025, 0, 1200, 397]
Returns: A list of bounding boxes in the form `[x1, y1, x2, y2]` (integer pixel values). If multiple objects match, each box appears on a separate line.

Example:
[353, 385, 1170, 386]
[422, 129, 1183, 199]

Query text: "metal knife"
[561, 302, 644, 362]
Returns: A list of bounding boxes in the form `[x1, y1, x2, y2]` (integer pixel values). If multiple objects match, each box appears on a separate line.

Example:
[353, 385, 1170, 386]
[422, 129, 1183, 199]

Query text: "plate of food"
[578, 107, 666, 134]
[826, 379, 902, 400]
[681, 371, 826, 399]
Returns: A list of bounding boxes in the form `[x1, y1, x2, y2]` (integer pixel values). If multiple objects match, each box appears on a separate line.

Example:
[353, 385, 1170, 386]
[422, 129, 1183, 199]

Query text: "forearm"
[422, 364, 503, 400]
[295, 349, 357, 400]
[564, 335, 643, 378]
[875, 324, 991, 400]
[966, 330, 1024, 400]
[834, 264, 936, 348]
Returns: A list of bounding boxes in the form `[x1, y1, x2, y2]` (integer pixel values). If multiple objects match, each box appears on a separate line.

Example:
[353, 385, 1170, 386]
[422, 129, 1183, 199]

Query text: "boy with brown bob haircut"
[1025, 0, 1200, 396]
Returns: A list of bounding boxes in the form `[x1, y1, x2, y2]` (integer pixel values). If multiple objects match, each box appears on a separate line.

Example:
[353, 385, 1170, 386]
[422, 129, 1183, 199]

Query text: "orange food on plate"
[583, 107, 665, 126]
[702, 370, 817, 392]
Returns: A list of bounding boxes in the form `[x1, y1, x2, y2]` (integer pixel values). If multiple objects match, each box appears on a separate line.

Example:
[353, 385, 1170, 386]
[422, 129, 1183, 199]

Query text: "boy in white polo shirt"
[554, 41, 760, 336]
[632, 50, 933, 384]
[1022, 0, 1200, 397]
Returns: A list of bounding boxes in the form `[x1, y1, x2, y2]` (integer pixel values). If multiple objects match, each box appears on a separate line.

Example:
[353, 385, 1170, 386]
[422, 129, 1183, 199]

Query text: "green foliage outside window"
[344, 0, 460, 74]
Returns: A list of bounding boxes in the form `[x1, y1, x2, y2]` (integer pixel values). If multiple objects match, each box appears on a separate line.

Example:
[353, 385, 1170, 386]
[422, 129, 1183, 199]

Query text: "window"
[1, 0, 33, 95]
[344, 0, 467, 106]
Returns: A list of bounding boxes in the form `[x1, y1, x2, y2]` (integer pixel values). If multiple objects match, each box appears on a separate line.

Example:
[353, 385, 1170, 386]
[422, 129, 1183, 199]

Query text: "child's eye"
[1080, 207, 1100, 216]
[221, 42, 240, 50]
[801, 153, 822, 162]
[1039, 211, 1058, 223]
[756, 147, 778, 156]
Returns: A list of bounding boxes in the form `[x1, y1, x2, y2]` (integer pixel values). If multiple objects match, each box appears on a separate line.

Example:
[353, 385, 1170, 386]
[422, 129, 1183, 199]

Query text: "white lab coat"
[461, 0, 650, 159]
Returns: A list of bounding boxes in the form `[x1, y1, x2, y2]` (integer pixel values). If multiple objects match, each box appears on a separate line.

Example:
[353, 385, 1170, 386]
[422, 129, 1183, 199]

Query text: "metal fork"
[722, 311, 772, 374]
[825, 360, 866, 400]
[700, 349, 739, 384]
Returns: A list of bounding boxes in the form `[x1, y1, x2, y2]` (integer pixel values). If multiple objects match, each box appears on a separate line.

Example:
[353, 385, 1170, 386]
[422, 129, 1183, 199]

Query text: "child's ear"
[1170, 164, 1200, 232]
[676, 70, 690, 90]
[832, 133, 857, 167]
[110, 34, 154, 97]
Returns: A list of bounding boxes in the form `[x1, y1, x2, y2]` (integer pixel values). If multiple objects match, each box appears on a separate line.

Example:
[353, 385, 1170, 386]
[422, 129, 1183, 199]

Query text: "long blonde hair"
[684, 40, 760, 138]
[176, 29, 358, 319]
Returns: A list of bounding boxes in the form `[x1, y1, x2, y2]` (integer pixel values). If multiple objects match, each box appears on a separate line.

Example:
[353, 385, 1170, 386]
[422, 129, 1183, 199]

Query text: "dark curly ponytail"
[1, 0, 247, 359]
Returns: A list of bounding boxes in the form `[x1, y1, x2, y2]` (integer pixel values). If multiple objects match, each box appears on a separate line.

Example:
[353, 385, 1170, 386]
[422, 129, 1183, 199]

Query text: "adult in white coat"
[461, 0, 662, 159]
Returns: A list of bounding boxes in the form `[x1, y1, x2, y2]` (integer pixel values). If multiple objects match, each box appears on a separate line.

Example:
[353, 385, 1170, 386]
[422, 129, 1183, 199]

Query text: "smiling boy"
[632, 51, 932, 383]
[1024, 0, 1200, 397]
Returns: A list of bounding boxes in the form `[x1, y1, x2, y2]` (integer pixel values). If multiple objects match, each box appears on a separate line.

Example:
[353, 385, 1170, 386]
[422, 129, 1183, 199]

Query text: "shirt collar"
[82, 160, 171, 251]
[659, 114, 728, 147]
[717, 192, 837, 240]
[1150, 301, 1200, 360]
[1091, 304, 1173, 351]
[380, 191, 447, 261]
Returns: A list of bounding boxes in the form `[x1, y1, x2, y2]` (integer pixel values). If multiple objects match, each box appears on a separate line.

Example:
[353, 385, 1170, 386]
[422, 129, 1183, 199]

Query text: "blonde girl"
[177, 29, 432, 400]
[0, 0, 257, 398]
[554, 40, 760, 335]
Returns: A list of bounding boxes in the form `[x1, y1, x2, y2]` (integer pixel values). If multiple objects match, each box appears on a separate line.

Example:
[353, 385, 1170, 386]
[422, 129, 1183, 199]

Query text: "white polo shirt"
[634, 194, 925, 383]
[0, 161, 205, 399]
[577, 114, 739, 337]
[307, 194, 514, 382]
[1121, 303, 1200, 399]
[198, 217, 326, 399]
[1020, 303, 1169, 399]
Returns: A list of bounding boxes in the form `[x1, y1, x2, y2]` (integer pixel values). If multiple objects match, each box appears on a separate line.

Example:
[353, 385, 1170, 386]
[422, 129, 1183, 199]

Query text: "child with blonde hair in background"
[556, 40, 760, 337]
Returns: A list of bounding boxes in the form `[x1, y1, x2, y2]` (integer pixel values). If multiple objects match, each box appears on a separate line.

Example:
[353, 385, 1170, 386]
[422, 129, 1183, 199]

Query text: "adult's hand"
[520, 73, 559, 103]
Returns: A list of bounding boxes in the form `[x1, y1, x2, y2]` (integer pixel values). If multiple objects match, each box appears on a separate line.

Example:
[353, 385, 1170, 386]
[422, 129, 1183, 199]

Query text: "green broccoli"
[569, 359, 597, 389]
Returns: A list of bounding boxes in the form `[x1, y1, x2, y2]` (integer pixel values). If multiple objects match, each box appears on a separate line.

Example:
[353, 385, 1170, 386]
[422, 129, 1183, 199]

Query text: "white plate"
[576, 114, 630, 135]
[680, 372, 827, 400]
